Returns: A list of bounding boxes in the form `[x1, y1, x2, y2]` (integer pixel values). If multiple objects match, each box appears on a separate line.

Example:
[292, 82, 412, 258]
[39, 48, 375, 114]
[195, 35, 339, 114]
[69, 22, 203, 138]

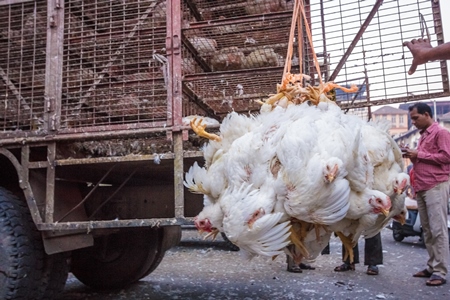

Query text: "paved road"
[59, 227, 450, 300]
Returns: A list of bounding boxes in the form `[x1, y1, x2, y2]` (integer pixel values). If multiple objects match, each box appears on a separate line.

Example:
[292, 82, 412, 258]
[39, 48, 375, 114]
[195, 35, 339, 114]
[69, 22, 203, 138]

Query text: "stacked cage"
[1, 0, 448, 134]
[61, 0, 168, 129]
[181, 0, 448, 121]
[182, 0, 305, 119]
[0, 1, 48, 131]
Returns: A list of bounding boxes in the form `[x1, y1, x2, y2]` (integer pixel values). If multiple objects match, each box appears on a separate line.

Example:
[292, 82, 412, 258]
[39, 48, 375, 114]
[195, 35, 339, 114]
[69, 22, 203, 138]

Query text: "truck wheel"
[139, 226, 181, 280]
[0, 187, 45, 300]
[392, 230, 404, 242]
[40, 253, 69, 299]
[70, 228, 159, 289]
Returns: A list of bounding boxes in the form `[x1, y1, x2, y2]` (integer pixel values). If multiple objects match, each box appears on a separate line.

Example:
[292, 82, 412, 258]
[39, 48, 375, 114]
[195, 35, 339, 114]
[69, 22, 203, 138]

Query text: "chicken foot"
[288, 219, 314, 264]
[190, 118, 222, 142]
[203, 228, 220, 241]
[335, 231, 355, 263]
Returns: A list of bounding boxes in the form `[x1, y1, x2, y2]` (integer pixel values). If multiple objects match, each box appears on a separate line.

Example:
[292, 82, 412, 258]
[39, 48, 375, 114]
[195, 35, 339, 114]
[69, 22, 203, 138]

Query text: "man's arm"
[403, 38, 450, 75]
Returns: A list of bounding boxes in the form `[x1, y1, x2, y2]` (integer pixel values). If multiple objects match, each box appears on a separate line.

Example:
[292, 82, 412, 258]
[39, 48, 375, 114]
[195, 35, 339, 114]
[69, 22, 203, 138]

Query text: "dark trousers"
[342, 232, 383, 265]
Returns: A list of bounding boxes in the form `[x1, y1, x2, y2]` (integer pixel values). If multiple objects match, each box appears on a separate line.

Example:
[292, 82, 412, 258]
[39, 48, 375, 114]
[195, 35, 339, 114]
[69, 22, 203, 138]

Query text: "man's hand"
[403, 148, 418, 160]
[403, 38, 432, 75]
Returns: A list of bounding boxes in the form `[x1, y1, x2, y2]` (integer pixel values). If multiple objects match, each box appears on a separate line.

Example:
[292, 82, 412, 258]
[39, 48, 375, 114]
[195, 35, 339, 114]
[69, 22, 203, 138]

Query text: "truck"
[0, 0, 448, 299]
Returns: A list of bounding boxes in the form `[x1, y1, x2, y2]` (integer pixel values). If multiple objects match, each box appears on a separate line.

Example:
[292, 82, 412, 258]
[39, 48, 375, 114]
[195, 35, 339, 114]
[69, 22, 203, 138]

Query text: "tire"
[139, 229, 166, 279]
[71, 228, 160, 289]
[0, 187, 45, 300]
[392, 230, 404, 242]
[139, 225, 181, 280]
[40, 253, 69, 300]
[221, 232, 240, 251]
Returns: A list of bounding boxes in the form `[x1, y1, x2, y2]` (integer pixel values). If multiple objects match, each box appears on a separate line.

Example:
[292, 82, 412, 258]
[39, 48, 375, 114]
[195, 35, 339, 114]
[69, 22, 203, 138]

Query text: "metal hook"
[419, 12, 431, 41]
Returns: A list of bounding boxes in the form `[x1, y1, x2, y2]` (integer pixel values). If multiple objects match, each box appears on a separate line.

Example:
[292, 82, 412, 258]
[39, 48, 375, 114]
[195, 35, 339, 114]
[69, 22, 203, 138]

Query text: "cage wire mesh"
[182, 0, 448, 120]
[309, 0, 447, 118]
[182, 0, 297, 117]
[0, 0, 47, 132]
[61, 0, 168, 129]
[0, 0, 448, 135]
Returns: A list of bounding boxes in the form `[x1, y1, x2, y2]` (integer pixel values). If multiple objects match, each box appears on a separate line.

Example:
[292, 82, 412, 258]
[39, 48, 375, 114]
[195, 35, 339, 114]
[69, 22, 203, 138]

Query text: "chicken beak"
[325, 165, 338, 183]
[381, 208, 389, 217]
[325, 174, 335, 183]
[398, 215, 406, 225]
[397, 179, 408, 195]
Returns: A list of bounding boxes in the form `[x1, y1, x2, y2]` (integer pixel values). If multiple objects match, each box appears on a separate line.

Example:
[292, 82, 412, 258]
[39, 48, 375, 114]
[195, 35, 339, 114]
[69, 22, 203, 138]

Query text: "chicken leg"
[203, 228, 220, 241]
[190, 118, 221, 142]
[335, 231, 355, 263]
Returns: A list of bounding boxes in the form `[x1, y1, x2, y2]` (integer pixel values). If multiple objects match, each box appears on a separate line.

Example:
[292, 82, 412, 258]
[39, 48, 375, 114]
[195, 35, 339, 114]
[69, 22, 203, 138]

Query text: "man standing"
[403, 102, 450, 286]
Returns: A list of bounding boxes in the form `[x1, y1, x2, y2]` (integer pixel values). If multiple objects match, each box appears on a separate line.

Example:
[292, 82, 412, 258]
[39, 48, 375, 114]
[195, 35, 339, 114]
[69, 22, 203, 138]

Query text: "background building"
[372, 106, 409, 136]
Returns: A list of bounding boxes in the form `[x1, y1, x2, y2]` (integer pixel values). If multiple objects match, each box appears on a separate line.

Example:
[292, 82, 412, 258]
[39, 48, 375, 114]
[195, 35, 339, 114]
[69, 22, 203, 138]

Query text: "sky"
[307, 0, 450, 107]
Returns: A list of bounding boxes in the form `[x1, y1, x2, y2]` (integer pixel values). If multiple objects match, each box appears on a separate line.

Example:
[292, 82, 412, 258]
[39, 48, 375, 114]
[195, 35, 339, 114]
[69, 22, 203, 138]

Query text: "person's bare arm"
[403, 38, 450, 75]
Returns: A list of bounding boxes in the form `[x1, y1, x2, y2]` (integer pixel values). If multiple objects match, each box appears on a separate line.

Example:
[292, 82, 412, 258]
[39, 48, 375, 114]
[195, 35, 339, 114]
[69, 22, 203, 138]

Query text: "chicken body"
[186, 98, 407, 262]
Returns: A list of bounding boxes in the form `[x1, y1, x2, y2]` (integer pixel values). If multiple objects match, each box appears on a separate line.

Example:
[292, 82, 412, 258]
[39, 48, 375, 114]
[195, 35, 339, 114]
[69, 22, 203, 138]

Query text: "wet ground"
[59, 227, 450, 300]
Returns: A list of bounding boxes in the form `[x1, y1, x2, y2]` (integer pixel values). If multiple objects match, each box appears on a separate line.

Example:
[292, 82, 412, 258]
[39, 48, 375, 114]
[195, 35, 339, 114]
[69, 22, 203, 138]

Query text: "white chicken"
[243, 48, 285, 69]
[245, 0, 293, 15]
[221, 184, 291, 259]
[186, 112, 262, 237]
[188, 36, 217, 56]
[211, 47, 246, 71]
[186, 80, 406, 265]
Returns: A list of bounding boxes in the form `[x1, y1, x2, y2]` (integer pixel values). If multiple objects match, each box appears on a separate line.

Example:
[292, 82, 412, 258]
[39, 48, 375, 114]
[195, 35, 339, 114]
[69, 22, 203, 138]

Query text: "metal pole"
[434, 100, 437, 121]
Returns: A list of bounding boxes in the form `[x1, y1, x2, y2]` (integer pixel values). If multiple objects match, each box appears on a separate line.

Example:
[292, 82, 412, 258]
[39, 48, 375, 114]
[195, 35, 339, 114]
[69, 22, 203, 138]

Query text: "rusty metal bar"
[343, 77, 367, 114]
[0, 125, 169, 146]
[431, 0, 449, 93]
[44, 0, 64, 132]
[329, 0, 384, 82]
[55, 150, 204, 166]
[339, 91, 450, 110]
[184, 66, 284, 81]
[36, 217, 195, 231]
[182, 32, 212, 72]
[0, 0, 35, 6]
[182, 83, 219, 120]
[0, 147, 43, 224]
[173, 132, 184, 218]
[319, 0, 328, 82]
[56, 164, 117, 222]
[166, 0, 175, 127]
[172, 0, 183, 129]
[304, 0, 315, 85]
[45, 142, 56, 223]
[184, 0, 203, 21]
[188, 10, 292, 29]
[365, 71, 372, 121]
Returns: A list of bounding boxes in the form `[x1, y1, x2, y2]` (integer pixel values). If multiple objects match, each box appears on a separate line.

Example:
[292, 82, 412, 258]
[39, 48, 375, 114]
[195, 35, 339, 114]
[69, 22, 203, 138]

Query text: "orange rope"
[283, 1, 300, 77]
[282, 0, 322, 86]
[299, 0, 322, 85]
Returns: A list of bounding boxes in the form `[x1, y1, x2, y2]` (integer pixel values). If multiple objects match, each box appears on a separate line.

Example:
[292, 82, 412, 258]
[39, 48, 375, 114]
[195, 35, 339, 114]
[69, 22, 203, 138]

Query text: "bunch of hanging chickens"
[184, 74, 409, 265]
